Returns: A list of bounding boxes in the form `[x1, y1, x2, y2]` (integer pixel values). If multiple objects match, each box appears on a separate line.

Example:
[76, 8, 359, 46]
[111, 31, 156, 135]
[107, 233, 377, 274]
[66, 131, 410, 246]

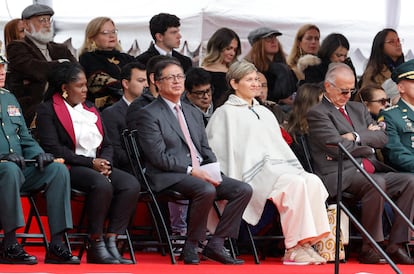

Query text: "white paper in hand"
[200, 162, 222, 182]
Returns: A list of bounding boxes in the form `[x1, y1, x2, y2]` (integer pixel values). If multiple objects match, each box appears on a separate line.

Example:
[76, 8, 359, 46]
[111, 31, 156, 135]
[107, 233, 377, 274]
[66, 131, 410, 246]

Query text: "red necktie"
[338, 107, 352, 126]
[175, 104, 200, 168]
[338, 107, 375, 173]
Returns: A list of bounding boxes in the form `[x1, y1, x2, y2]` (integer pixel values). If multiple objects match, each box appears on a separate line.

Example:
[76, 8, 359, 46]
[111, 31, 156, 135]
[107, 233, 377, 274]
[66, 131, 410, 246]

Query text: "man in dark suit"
[307, 62, 414, 265]
[5, 3, 77, 126]
[126, 55, 170, 129]
[136, 13, 192, 72]
[101, 62, 147, 171]
[133, 58, 252, 265]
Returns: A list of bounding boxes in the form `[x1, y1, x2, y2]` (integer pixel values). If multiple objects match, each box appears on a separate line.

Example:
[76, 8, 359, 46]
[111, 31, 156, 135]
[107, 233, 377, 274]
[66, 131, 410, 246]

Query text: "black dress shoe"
[183, 245, 200, 265]
[105, 236, 133, 264]
[387, 247, 414, 265]
[358, 248, 386, 264]
[1, 243, 37, 265]
[45, 244, 80, 264]
[203, 246, 244, 265]
[87, 239, 120, 264]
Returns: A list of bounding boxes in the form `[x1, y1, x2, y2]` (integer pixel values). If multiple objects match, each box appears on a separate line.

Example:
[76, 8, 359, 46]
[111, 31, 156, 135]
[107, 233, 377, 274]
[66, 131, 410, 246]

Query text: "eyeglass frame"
[188, 87, 213, 98]
[367, 98, 390, 106]
[36, 16, 53, 25]
[157, 73, 186, 82]
[263, 34, 279, 42]
[328, 81, 357, 95]
[99, 29, 118, 35]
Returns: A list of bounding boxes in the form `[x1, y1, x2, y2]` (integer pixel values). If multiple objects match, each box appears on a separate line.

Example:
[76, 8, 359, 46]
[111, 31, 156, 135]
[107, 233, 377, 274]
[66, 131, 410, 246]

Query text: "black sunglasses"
[368, 98, 390, 106]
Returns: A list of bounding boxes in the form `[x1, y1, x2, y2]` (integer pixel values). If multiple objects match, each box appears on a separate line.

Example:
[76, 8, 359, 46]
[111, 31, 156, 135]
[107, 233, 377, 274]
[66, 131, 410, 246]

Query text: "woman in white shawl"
[206, 60, 330, 265]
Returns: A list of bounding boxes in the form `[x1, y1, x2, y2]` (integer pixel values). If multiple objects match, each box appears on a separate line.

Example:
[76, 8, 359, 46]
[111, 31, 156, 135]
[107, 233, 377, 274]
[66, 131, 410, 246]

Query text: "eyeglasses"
[189, 87, 213, 98]
[99, 29, 118, 35]
[37, 17, 53, 25]
[263, 34, 279, 42]
[384, 38, 403, 45]
[329, 82, 356, 95]
[158, 74, 186, 82]
[368, 98, 390, 106]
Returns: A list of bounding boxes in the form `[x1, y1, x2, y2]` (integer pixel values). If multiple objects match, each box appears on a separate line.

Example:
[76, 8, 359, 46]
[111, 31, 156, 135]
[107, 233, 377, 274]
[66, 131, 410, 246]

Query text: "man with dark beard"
[5, 3, 77, 127]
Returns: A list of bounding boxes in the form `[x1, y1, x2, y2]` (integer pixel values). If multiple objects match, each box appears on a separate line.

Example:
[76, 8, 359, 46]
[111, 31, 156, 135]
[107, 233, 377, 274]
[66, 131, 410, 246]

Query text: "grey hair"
[325, 62, 353, 83]
[226, 60, 257, 92]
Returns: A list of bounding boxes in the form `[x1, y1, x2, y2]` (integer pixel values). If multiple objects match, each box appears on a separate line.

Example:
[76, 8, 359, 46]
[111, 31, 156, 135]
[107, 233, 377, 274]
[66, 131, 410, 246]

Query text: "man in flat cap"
[380, 59, 414, 173]
[0, 55, 79, 265]
[5, 3, 76, 127]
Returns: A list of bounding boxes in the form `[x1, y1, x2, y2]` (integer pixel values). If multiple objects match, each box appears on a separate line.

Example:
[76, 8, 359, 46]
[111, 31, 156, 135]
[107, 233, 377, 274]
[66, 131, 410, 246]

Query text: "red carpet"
[1, 247, 412, 274]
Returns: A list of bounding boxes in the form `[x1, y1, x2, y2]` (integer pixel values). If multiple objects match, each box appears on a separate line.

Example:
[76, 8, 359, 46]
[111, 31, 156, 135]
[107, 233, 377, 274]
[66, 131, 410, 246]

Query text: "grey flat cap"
[22, 4, 54, 19]
[248, 27, 282, 45]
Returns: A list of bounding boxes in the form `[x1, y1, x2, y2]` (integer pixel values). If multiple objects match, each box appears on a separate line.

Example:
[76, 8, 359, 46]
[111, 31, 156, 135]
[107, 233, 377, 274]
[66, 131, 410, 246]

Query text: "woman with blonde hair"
[79, 17, 135, 110]
[287, 24, 320, 82]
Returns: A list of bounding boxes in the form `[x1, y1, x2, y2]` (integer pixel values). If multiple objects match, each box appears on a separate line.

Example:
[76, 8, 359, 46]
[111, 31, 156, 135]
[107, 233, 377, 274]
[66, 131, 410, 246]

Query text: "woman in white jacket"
[206, 60, 330, 265]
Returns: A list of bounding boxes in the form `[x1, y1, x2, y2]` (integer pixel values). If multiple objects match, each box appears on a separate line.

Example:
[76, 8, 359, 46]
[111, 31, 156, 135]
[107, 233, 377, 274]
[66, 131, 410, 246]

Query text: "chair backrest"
[121, 129, 151, 192]
[292, 134, 314, 173]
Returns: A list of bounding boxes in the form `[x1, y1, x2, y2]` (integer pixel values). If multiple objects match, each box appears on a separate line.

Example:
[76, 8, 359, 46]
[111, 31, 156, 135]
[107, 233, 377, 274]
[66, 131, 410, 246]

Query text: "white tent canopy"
[1, 0, 412, 76]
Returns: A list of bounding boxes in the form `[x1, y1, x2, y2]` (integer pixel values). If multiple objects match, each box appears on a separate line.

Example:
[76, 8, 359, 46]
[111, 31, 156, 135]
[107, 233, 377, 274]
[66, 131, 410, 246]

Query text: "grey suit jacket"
[307, 97, 392, 195]
[135, 96, 216, 192]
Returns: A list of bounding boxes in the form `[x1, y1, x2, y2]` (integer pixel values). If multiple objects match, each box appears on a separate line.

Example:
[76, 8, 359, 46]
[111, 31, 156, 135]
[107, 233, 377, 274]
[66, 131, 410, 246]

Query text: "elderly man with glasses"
[5, 3, 76, 126]
[307, 62, 414, 265]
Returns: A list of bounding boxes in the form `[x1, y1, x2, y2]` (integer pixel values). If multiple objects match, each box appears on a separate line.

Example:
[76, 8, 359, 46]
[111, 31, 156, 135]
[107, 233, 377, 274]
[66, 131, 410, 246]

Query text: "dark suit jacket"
[307, 97, 392, 196]
[126, 88, 156, 130]
[6, 37, 77, 125]
[101, 99, 129, 170]
[135, 44, 192, 72]
[135, 97, 216, 192]
[35, 93, 113, 167]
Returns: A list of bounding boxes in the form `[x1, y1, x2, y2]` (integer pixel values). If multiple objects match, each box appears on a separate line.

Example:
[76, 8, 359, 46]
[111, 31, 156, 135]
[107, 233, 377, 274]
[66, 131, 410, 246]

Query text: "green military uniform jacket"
[0, 88, 43, 158]
[380, 98, 414, 172]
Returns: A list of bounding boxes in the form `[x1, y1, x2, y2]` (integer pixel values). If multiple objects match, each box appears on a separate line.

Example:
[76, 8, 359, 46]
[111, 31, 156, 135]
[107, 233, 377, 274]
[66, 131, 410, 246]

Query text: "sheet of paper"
[200, 162, 222, 182]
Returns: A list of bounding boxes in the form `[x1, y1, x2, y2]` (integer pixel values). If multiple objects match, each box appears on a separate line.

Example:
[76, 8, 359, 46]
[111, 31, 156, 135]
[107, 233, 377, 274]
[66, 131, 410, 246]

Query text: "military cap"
[391, 59, 414, 83]
[22, 4, 54, 19]
[0, 55, 8, 64]
[247, 27, 282, 45]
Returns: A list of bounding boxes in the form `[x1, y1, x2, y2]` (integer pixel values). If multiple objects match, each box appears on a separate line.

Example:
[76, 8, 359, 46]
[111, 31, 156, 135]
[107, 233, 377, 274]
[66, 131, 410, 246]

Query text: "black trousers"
[70, 166, 141, 235]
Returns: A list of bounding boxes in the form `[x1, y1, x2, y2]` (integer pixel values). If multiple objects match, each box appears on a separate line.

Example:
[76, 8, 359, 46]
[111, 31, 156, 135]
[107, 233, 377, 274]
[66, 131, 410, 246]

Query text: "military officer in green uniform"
[380, 59, 414, 173]
[0, 55, 79, 265]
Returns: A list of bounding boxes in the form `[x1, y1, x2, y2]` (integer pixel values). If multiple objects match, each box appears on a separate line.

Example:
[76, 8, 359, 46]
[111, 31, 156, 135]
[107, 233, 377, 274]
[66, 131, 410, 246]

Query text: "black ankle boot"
[87, 238, 120, 264]
[105, 236, 133, 264]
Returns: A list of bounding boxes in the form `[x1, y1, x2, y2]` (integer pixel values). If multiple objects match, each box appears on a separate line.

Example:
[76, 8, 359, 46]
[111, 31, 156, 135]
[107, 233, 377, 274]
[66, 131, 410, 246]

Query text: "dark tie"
[338, 107, 352, 125]
[338, 107, 375, 173]
[175, 104, 200, 168]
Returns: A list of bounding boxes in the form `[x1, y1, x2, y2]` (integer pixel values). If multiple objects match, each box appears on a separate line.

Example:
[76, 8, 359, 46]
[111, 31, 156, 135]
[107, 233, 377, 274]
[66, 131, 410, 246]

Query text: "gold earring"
[91, 41, 97, 51]
[62, 91, 68, 99]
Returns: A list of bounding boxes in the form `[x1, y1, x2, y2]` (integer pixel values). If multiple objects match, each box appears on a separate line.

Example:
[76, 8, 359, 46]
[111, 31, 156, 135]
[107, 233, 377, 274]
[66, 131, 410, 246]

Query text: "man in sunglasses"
[307, 62, 414, 265]
[183, 67, 214, 127]
[380, 59, 414, 174]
